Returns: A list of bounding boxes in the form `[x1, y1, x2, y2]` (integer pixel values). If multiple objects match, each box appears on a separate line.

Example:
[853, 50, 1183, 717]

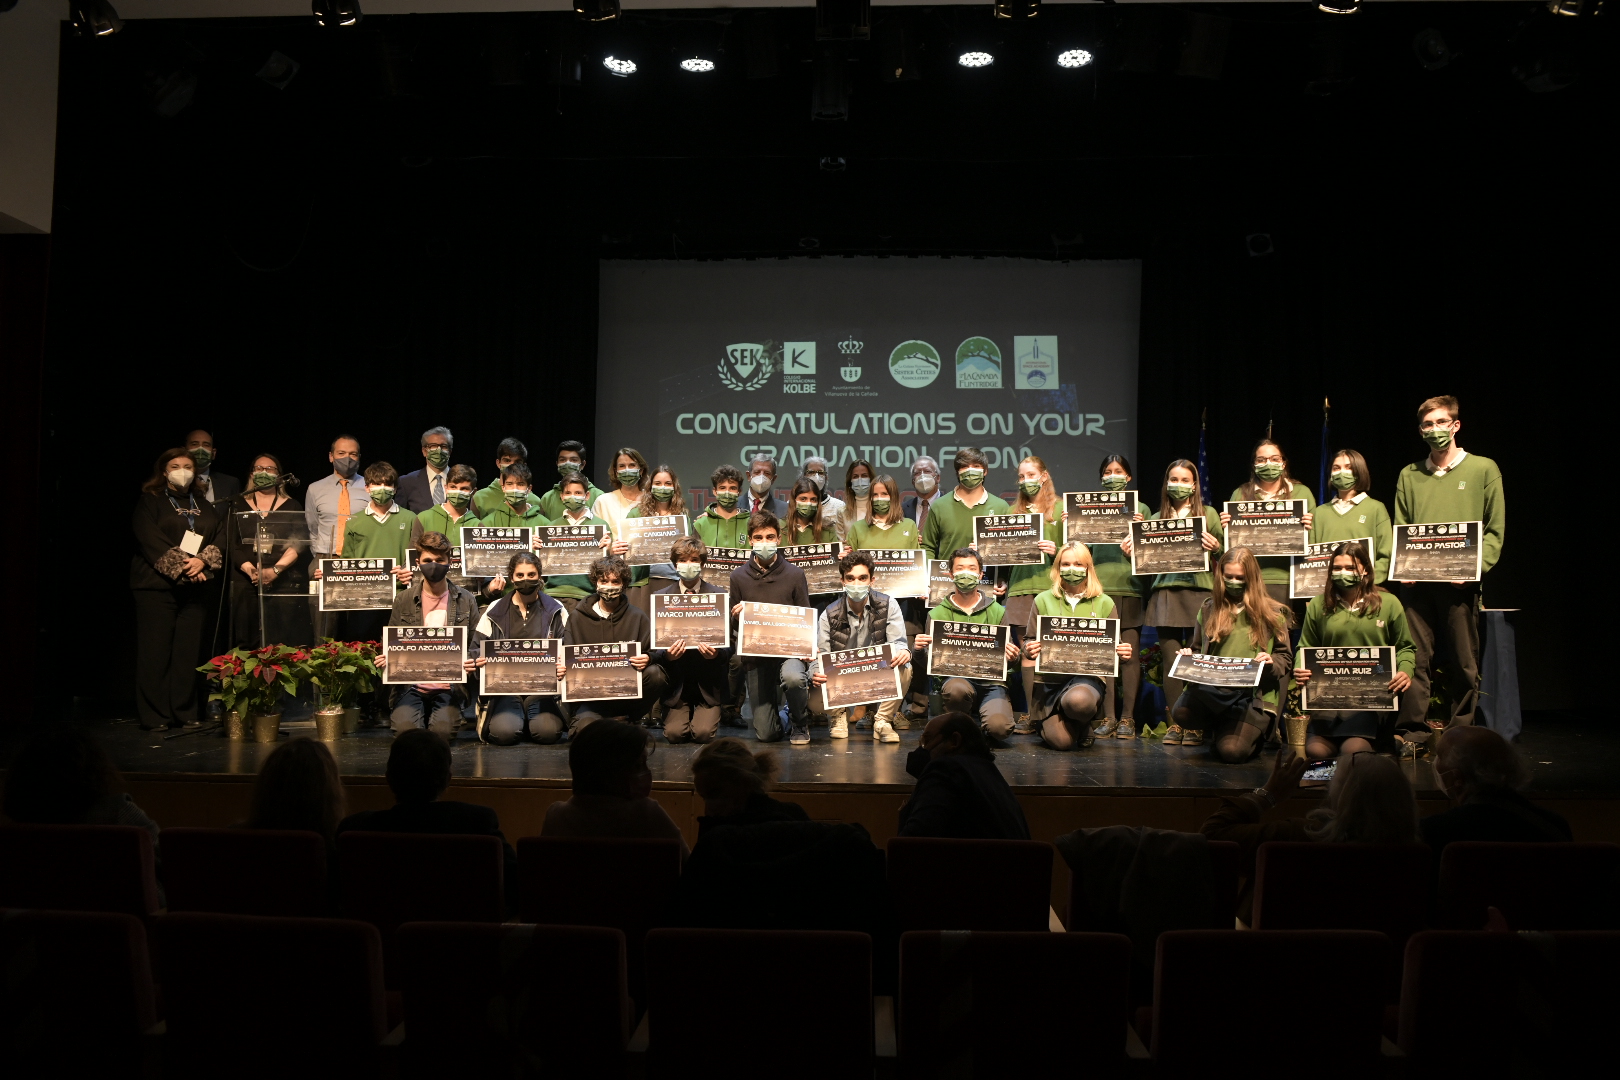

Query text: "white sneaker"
[829, 716, 849, 739]
[873, 719, 900, 744]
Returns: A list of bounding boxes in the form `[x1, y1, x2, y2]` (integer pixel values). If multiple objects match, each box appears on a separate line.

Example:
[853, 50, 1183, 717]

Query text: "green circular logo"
[954, 336, 1002, 389]
[888, 340, 942, 388]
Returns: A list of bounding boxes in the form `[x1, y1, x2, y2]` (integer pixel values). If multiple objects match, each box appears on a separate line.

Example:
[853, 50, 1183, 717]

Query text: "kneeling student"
[913, 548, 1021, 741]
[728, 510, 814, 745]
[809, 549, 913, 744]
[649, 537, 732, 744]
[374, 531, 479, 736]
[1023, 542, 1134, 751]
[558, 555, 663, 731]
[472, 552, 569, 745]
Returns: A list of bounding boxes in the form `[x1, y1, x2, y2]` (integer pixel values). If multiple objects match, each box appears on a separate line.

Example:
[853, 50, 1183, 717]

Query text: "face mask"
[562, 494, 587, 512]
[1166, 482, 1194, 500]
[807, 473, 826, 491]
[617, 468, 641, 486]
[251, 471, 277, 490]
[369, 486, 394, 505]
[504, 488, 530, 506]
[953, 571, 981, 592]
[514, 578, 542, 595]
[750, 474, 773, 494]
[958, 468, 985, 489]
[905, 745, 932, 779]
[333, 457, 358, 478]
[557, 462, 580, 478]
[189, 448, 213, 469]
[169, 468, 194, 489]
[425, 448, 450, 468]
[796, 502, 817, 519]
[844, 581, 870, 602]
[1223, 577, 1246, 597]
[1100, 475, 1129, 491]
[871, 498, 891, 515]
[1331, 570, 1361, 590]
[651, 484, 675, 501]
[597, 584, 623, 600]
[677, 562, 703, 581]
[419, 560, 449, 584]
[850, 478, 871, 498]
[1019, 479, 1043, 498]
[1254, 462, 1285, 482]
[1330, 470, 1357, 491]
[752, 540, 778, 562]
[445, 490, 472, 508]
[914, 475, 937, 495]
[1059, 567, 1087, 583]
[715, 490, 739, 509]
[1423, 427, 1453, 449]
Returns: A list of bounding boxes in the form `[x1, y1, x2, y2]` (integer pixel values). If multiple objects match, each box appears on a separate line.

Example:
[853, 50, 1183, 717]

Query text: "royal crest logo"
[839, 335, 864, 355]
[718, 342, 774, 392]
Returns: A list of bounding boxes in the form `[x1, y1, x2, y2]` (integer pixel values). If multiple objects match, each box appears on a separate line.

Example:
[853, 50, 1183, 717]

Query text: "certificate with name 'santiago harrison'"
[1168, 652, 1266, 688]
[701, 547, 750, 591]
[618, 515, 691, 567]
[461, 527, 532, 578]
[1034, 616, 1120, 678]
[972, 513, 1045, 566]
[651, 590, 730, 650]
[868, 549, 928, 600]
[319, 558, 397, 611]
[381, 625, 467, 685]
[736, 601, 817, 659]
[1290, 537, 1374, 599]
[781, 542, 844, 595]
[1129, 517, 1208, 576]
[1390, 521, 1483, 583]
[1064, 491, 1137, 546]
[560, 642, 643, 703]
[536, 524, 606, 577]
[1301, 646, 1398, 712]
[819, 642, 904, 712]
[480, 638, 559, 696]
[1222, 500, 1309, 557]
[926, 620, 1010, 682]
[928, 560, 996, 607]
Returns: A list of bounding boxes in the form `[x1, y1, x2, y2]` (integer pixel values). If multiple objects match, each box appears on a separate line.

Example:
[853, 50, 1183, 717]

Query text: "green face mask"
[558, 462, 580, 478]
[1423, 427, 1453, 449]
[952, 570, 982, 592]
[1100, 475, 1129, 491]
[651, 485, 675, 501]
[677, 562, 703, 581]
[1019, 479, 1043, 497]
[425, 447, 450, 468]
[1059, 566, 1088, 583]
[617, 468, 642, 486]
[251, 471, 277, 490]
[562, 495, 587, 512]
[368, 486, 394, 505]
[445, 490, 472, 508]
[1331, 570, 1361, 590]
[1254, 462, 1285, 482]
[1223, 577, 1246, 597]
[958, 468, 985, 489]
[504, 488, 530, 506]
[1330, 470, 1357, 491]
[189, 448, 213, 469]
[1166, 482, 1194, 500]
[796, 502, 817, 519]
[714, 490, 739, 509]
[871, 498, 891, 515]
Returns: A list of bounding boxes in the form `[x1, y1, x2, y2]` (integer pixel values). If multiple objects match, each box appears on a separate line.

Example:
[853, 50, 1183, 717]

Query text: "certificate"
[1289, 537, 1373, 599]
[926, 620, 1010, 682]
[651, 590, 730, 650]
[618, 515, 690, 567]
[781, 542, 844, 595]
[819, 642, 904, 712]
[406, 547, 463, 576]
[1300, 646, 1398, 712]
[318, 558, 397, 611]
[867, 549, 929, 600]
[701, 547, 750, 591]
[736, 601, 817, 659]
[972, 513, 1045, 566]
[1222, 500, 1309, 558]
[1390, 521, 1483, 583]
[381, 625, 467, 685]
[560, 642, 643, 703]
[536, 525, 605, 577]
[928, 560, 996, 607]
[1033, 615, 1120, 678]
[461, 527, 532, 578]
[1064, 491, 1137, 546]
[480, 638, 559, 696]
[1128, 518, 1209, 576]
[1168, 652, 1266, 688]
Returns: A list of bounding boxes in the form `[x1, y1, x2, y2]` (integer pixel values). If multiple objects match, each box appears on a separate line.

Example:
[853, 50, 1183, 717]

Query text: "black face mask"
[418, 561, 449, 584]
[905, 745, 932, 779]
[514, 579, 542, 595]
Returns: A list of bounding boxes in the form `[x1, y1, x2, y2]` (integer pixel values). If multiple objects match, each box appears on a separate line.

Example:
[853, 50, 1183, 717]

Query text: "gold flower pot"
[341, 707, 362, 734]
[226, 710, 248, 741]
[251, 711, 283, 744]
[1284, 715, 1310, 749]
[314, 709, 344, 742]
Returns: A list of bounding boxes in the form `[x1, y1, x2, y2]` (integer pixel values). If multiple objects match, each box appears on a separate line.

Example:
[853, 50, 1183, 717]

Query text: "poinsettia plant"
[198, 643, 305, 718]
[302, 639, 381, 709]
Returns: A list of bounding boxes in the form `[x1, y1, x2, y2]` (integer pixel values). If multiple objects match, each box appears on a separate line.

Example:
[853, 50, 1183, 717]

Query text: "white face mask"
[169, 468, 194, 488]
[913, 474, 937, 495]
[750, 474, 773, 494]
[807, 473, 826, 491]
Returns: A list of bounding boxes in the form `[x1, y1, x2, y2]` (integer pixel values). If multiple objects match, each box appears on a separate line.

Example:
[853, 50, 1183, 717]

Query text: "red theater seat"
[0, 824, 160, 917]
[162, 827, 329, 917]
[887, 837, 1053, 932]
[1396, 931, 1520, 1073]
[1066, 838, 1241, 932]
[1437, 841, 1620, 930]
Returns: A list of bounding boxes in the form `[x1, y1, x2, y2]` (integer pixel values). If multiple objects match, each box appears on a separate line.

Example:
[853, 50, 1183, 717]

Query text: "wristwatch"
[1251, 787, 1276, 810]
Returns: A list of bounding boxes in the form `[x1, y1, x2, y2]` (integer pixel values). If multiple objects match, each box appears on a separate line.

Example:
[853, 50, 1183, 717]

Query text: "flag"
[1318, 397, 1331, 498]
[1197, 407, 1211, 504]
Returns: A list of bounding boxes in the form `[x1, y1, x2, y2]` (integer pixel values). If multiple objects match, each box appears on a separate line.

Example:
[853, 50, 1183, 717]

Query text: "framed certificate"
[926, 620, 1010, 682]
[480, 638, 559, 696]
[382, 625, 467, 685]
[318, 558, 397, 611]
[1390, 522, 1483, 582]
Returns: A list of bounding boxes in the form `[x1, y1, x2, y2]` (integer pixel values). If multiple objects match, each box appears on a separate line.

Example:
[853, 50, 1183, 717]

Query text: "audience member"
[1420, 726, 1571, 857]
[2, 727, 160, 847]
[897, 712, 1030, 839]
[689, 737, 809, 841]
[243, 738, 347, 849]
[542, 718, 689, 857]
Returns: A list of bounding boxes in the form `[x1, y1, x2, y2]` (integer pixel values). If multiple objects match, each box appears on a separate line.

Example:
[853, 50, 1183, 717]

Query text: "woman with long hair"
[1089, 454, 1151, 740]
[622, 463, 690, 618]
[1139, 459, 1224, 739]
[1221, 438, 1317, 606]
[837, 458, 876, 539]
[229, 451, 312, 649]
[844, 474, 919, 551]
[1293, 542, 1415, 760]
[245, 738, 347, 846]
[785, 475, 837, 546]
[1002, 456, 1062, 734]
[1311, 449, 1393, 584]
[1169, 547, 1293, 760]
[1022, 542, 1133, 750]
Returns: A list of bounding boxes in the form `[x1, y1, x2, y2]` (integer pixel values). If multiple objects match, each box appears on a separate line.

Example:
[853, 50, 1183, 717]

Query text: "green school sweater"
[926, 592, 1008, 690]
[1311, 494, 1394, 585]
[784, 519, 838, 547]
[1394, 452, 1505, 575]
[479, 502, 550, 531]
[542, 512, 613, 600]
[1228, 482, 1317, 588]
[1295, 592, 1417, 679]
[537, 480, 606, 523]
[342, 504, 417, 564]
[1150, 506, 1225, 593]
[1030, 590, 1117, 683]
[411, 505, 481, 548]
[1006, 513, 1065, 597]
[921, 490, 1012, 561]
[1092, 500, 1152, 599]
[692, 504, 752, 551]
[472, 481, 541, 520]
[846, 517, 919, 551]
[1193, 604, 1286, 706]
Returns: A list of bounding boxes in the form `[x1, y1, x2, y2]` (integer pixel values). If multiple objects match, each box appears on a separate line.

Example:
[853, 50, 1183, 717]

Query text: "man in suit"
[184, 429, 240, 506]
[396, 425, 455, 513]
[901, 455, 942, 533]
[743, 453, 789, 519]
[647, 537, 733, 743]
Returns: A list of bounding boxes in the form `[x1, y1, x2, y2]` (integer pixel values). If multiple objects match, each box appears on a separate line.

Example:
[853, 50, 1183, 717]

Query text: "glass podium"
[227, 508, 316, 651]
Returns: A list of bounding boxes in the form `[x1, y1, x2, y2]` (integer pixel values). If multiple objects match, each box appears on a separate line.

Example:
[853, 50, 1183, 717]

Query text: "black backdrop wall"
[42, 5, 1605, 713]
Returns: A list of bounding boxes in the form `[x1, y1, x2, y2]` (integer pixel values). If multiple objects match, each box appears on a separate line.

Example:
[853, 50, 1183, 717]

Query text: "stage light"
[603, 55, 637, 77]
[70, 0, 122, 36]
[994, 0, 1039, 17]
[312, 0, 361, 28]
[1412, 28, 1452, 71]
[1057, 48, 1093, 69]
[575, 0, 620, 22]
[958, 51, 994, 68]
[1547, 0, 1601, 13]
[1317, 0, 1359, 13]
[680, 57, 716, 73]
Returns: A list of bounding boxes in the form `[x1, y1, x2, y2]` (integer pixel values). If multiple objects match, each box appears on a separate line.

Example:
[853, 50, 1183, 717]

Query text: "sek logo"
[718, 343, 774, 392]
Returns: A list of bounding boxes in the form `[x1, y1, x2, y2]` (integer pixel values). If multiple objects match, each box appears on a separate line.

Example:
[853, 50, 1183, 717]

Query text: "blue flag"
[1197, 408, 1211, 503]
[1318, 398, 1331, 497]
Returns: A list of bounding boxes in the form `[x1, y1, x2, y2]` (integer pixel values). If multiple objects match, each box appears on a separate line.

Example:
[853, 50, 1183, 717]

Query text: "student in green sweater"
[784, 475, 838, 546]
[1022, 543, 1134, 751]
[920, 447, 1012, 561]
[480, 462, 549, 529]
[537, 440, 606, 521]
[1393, 394, 1506, 732]
[340, 461, 417, 579]
[692, 464, 752, 551]
[912, 548, 1021, 741]
[1139, 459, 1225, 730]
[472, 437, 542, 519]
[1090, 454, 1152, 740]
[1311, 449, 1393, 584]
[1002, 455, 1062, 734]
[1220, 438, 1316, 607]
[1169, 546, 1293, 760]
[1293, 542, 1415, 759]
[540, 472, 614, 614]
[845, 475, 919, 551]
[411, 463, 480, 548]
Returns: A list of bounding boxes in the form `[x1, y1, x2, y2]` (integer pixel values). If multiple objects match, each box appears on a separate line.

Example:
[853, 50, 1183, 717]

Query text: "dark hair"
[446, 463, 479, 487]
[2, 727, 122, 824]
[948, 547, 983, 575]
[747, 509, 780, 538]
[1436, 725, 1530, 797]
[501, 462, 533, 487]
[417, 531, 452, 559]
[364, 461, 398, 487]
[559, 469, 590, 495]
[1321, 541, 1382, 617]
[612, 448, 651, 492]
[1329, 448, 1371, 496]
[838, 548, 875, 578]
[557, 439, 586, 462]
[1098, 454, 1133, 480]
[506, 551, 542, 578]
[142, 447, 206, 497]
[589, 554, 631, 586]
[496, 437, 528, 461]
[386, 729, 451, 805]
[711, 464, 744, 489]
[671, 536, 707, 565]
[789, 475, 823, 505]
[1240, 439, 1294, 495]
[246, 739, 346, 841]
[568, 720, 652, 797]
[953, 447, 988, 472]
[330, 434, 361, 454]
[248, 452, 284, 483]
[933, 711, 994, 761]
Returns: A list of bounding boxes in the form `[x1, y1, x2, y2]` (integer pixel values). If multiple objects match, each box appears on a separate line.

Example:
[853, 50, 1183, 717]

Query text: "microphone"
[276, 472, 302, 489]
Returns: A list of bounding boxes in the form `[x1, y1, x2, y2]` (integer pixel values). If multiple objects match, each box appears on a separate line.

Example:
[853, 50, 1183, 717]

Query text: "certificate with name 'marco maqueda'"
[651, 590, 730, 650]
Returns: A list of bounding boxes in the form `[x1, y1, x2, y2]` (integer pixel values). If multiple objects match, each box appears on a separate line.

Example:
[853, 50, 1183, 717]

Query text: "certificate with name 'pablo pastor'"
[1390, 521, 1482, 583]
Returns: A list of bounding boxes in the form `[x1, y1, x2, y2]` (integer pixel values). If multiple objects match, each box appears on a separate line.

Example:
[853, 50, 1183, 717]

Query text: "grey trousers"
[485, 695, 566, 745]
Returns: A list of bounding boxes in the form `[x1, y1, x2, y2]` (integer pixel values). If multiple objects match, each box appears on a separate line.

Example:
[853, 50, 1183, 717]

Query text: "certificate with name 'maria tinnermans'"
[480, 638, 559, 696]
[1390, 521, 1482, 583]
[736, 601, 818, 659]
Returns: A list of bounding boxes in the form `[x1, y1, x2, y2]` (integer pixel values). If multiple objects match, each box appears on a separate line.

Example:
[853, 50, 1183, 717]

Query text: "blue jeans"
[748, 658, 810, 742]
[485, 695, 566, 745]
[390, 686, 461, 736]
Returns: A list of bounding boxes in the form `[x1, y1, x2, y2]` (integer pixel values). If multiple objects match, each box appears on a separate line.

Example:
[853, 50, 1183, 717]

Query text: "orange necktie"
[333, 479, 351, 555]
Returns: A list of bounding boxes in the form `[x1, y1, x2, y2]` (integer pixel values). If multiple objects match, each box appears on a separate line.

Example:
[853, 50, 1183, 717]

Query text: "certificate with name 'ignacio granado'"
[319, 558, 397, 612]
[382, 625, 467, 686]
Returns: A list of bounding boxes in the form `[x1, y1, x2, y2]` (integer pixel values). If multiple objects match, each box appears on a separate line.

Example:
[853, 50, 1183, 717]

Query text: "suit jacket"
[902, 493, 936, 527]
[202, 472, 241, 506]
[337, 800, 519, 900]
[743, 493, 789, 521]
[396, 467, 443, 514]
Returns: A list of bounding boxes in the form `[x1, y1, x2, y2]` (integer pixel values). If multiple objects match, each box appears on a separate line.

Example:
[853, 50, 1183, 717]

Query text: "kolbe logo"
[888, 339, 942, 388]
[718, 342, 774, 392]
[955, 337, 1002, 389]
[839, 335, 863, 383]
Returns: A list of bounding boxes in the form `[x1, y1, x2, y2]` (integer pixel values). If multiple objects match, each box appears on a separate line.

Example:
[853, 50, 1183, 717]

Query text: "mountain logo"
[718, 342, 774, 391]
[888, 340, 942, 388]
[955, 337, 1002, 389]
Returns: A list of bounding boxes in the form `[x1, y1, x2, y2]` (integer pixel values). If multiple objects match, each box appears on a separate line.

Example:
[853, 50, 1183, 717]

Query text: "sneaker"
[1181, 729, 1205, 747]
[1163, 725, 1185, 746]
[1012, 712, 1037, 736]
[829, 717, 849, 740]
[1093, 718, 1120, 739]
[789, 726, 810, 745]
[1114, 720, 1137, 740]
[873, 719, 900, 744]
[891, 716, 913, 731]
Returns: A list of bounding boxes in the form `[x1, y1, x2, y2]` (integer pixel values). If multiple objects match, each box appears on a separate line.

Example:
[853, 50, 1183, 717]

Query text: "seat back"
[1397, 931, 1520, 1069]
[899, 930, 1131, 1079]
[887, 838, 1052, 932]
[163, 828, 329, 917]
[398, 921, 629, 1076]
[154, 912, 386, 1080]
[0, 825, 159, 917]
[1534, 931, 1620, 1073]
[0, 909, 157, 1075]
[1253, 842, 1431, 940]
[1152, 930, 1388, 1078]
[646, 928, 872, 1079]
[1437, 842, 1620, 930]
[1065, 838, 1240, 931]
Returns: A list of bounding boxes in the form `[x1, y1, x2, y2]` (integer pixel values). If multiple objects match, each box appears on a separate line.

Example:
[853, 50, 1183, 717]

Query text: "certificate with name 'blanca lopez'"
[536, 525, 605, 577]
[618, 515, 691, 567]
[1290, 537, 1373, 599]
[382, 625, 467, 685]
[561, 642, 643, 703]
[1034, 616, 1120, 678]
[1128, 518, 1209, 576]
[1222, 500, 1309, 557]
[819, 642, 904, 712]
[972, 513, 1045, 566]
[926, 620, 1010, 682]
[319, 558, 397, 611]
[736, 601, 818, 659]
[651, 591, 730, 650]
[781, 542, 844, 595]
[480, 638, 559, 696]
[1390, 521, 1483, 582]
[461, 527, 532, 578]
[1064, 491, 1137, 546]
[1301, 646, 1398, 712]
[868, 549, 929, 600]
[1168, 652, 1266, 688]
[701, 547, 750, 591]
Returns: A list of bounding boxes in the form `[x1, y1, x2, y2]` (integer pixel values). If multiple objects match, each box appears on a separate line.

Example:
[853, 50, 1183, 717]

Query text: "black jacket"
[395, 468, 438, 514]
[562, 594, 652, 652]
[898, 754, 1030, 840]
[130, 489, 226, 591]
[1418, 789, 1573, 860]
[474, 591, 568, 649]
[649, 580, 733, 665]
[337, 800, 518, 904]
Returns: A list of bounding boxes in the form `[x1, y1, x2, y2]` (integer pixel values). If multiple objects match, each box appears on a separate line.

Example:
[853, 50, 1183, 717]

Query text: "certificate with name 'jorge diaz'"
[382, 625, 467, 685]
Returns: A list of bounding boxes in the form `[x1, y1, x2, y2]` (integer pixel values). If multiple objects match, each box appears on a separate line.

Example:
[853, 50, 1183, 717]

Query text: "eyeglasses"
[1419, 420, 1455, 431]
[424, 442, 450, 451]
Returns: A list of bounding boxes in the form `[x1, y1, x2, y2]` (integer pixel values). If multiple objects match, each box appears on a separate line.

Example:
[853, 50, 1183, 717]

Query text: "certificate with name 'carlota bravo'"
[1290, 537, 1373, 599]
[619, 515, 691, 567]
[736, 601, 818, 659]
[972, 513, 1045, 567]
[1222, 500, 1309, 558]
[819, 642, 904, 712]
[461, 527, 532, 578]
[560, 642, 643, 703]
[319, 558, 397, 611]
[1064, 491, 1137, 546]
[781, 542, 844, 595]
[651, 591, 730, 650]
[480, 638, 559, 696]
[926, 620, 1010, 682]
[1129, 518, 1209, 576]
[701, 547, 750, 591]
[1168, 652, 1266, 689]
[536, 525, 605, 577]
[1301, 646, 1398, 712]
[928, 560, 997, 607]
[868, 549, 929, 600]
[1390, 521, 1483, 583]
[382, 625, 467, 686]
[1034, 616, 1120, 678]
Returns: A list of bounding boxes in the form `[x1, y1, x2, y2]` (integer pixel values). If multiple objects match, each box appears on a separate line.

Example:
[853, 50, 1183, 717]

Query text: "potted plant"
[198, 644, 304, 743]
[305, 639, 381, 737]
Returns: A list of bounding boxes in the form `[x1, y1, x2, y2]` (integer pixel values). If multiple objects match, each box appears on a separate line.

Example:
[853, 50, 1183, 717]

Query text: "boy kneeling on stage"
[558, 554, 664, 731]
[912, 547, 1021, 741]
[374, 530, 479, 736]
[648, 537, 732, 744]
[809, 549, 913, 744]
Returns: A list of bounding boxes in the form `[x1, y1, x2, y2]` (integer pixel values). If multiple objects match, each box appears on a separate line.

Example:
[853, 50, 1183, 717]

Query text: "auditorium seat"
[645, 928, 873, 1078]
[898, 930, 1132, 1080]
[1396, 931, 1520, 1075]
[0, 824, 160, 917]
[397, 921, 630, 1078]
[1066, 838, 1241, 932]
[1437, 841, 1620, 930]
[163, 827, 329, 917]
[153, 912, 387, 1080]
[0, 909, 159, 1076]
[887, 837, 1053, 932]
[1142, 930, 1390, 1078]
[1526, 931, 1620, 1074]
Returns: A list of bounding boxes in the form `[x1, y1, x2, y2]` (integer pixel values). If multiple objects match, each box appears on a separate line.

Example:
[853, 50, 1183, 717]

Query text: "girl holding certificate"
[1221, 439, 1316, 605]
[1170, 547, 1293, 759]
[1311, 450, 1393, 585]
[621, 464, 689, 618]
[1023, 542, 1134, 751]
[1091, 454, 1151, 740]
[1292, 542, 1415, 759]
[844, 475, 919, 550]
[1140, 459, 1224, 737]
[591, 447, 651, 539]
[1003, 456, 1062, 733]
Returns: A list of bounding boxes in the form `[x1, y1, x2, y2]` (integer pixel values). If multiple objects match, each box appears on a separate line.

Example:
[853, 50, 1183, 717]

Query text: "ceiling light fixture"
[603, 55, 637, 77]
[679, 57, 716, 73]
[993, 0, 1040, 17]
[311, 0, 362, 28]
[71, 0, 123, 36]
[1057, 49, 1093, 68]
[958, 51, 994, 68]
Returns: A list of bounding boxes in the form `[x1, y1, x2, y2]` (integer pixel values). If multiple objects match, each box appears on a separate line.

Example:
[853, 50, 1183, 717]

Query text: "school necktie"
[916, 497, 928, 534]
[333, 479, 351, 555]
[431, 472, 444, 507]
